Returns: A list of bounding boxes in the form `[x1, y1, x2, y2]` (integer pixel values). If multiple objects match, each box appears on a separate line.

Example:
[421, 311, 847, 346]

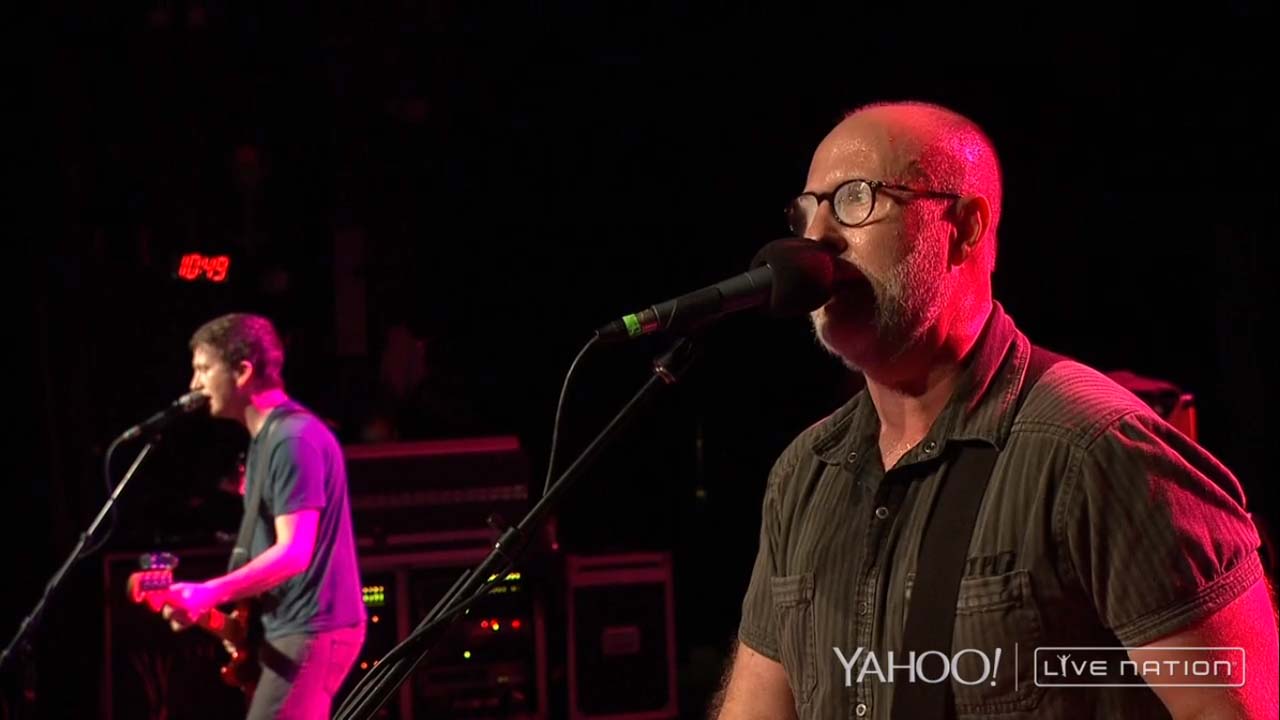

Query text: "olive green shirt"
[738, 303, 1264, 719]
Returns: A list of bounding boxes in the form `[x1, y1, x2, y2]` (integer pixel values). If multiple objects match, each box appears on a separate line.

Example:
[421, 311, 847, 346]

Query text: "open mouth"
[830, 257, 867, 289]
[820, 260, 880, 318]
[829, 260, 875, 299]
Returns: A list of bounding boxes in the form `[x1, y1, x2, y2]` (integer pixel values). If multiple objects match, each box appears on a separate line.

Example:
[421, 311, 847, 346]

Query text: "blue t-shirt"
[244, 401, 366, 639]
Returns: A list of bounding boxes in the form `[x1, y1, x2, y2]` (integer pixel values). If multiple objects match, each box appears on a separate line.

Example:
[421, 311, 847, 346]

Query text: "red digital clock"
[177, 253, 231, 283]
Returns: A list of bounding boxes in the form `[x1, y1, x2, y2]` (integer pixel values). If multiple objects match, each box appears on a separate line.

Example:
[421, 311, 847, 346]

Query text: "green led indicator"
[623, 314, 642, 337]
[362, 585, 386, 607]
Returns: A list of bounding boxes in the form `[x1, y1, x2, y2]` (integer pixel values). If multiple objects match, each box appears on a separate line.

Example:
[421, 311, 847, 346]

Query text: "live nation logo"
[1034, 647, 1246, 687]
[831, 645, 1247, 690]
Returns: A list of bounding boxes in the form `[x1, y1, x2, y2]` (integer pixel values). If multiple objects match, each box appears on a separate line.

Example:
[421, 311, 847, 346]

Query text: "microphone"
[595, 238, 837, 342]
[118, 391, 210, 441]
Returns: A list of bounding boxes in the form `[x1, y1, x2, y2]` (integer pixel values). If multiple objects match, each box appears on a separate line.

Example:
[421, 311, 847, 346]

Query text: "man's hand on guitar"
[161, 582, 219, 631]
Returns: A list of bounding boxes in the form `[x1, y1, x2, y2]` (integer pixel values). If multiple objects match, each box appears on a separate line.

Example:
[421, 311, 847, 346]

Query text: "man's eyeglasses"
[785, 178, 962, 234]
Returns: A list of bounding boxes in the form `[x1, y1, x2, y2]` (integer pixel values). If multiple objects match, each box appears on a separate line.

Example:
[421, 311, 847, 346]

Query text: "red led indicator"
[178, 253, 231, 282]
[512, 619, 522, 630]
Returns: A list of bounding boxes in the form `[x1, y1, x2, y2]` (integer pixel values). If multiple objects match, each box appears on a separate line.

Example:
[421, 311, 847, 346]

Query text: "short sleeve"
[1062, 409, 1264, 646]
[267, 432, 329, 516]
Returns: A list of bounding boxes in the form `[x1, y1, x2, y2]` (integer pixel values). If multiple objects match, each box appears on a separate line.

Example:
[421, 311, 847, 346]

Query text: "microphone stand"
[0, 439, 156, 682]
[335, 335, 700, 720]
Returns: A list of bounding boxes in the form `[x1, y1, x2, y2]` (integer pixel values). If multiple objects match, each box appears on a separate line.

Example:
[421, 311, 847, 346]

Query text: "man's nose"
[803, 205, 850, 256]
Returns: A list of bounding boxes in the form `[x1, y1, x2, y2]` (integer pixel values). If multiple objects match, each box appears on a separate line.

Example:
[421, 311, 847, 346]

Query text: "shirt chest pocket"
[905, 569, 1046, 716]
[770, 573, 817, 706]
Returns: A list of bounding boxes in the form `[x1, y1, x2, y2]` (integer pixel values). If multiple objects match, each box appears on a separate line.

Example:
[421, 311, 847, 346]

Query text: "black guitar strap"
[891, 345, 1066, 720]
[227, 403, 305, 573]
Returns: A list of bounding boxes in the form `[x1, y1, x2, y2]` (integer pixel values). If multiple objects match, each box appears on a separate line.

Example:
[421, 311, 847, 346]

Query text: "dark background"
[7, 2, 1276, 718]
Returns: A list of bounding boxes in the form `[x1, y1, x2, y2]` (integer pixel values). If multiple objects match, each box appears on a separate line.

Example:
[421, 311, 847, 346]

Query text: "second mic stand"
[335, 335, 700, 720]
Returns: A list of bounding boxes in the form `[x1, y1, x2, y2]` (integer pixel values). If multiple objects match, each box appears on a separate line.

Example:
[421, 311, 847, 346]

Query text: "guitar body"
[215, 599, 263, 696]
[126, 552, 263, 699]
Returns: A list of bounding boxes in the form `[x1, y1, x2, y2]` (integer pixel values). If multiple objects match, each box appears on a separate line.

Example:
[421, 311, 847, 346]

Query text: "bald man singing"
[714, 102, 1276, 720]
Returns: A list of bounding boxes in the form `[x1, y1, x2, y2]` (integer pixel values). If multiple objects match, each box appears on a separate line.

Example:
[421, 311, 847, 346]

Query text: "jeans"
[246, 624, 367, 719]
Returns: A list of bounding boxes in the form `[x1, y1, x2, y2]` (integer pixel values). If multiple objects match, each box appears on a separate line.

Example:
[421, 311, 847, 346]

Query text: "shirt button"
[874, 506, 890, 520]
[846, 451, 858, 463]
[858, 601, 870, 615]
[855, 702, 868, 717]
[923, 440, 937, 454]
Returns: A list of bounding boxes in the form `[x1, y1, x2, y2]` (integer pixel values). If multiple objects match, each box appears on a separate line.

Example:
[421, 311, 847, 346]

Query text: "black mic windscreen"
[751, 238, 837, 317]
[180, 392, 210, 411]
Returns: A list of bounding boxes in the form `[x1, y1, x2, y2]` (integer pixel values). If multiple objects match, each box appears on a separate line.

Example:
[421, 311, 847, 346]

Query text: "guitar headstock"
[127, 552, 179, 607]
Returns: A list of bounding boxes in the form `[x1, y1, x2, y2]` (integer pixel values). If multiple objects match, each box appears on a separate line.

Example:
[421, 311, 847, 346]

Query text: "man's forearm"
[206, 542, 307, 605]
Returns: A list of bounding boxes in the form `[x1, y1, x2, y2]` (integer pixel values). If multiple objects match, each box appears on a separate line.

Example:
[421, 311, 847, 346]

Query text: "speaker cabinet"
[567, 553, 677, 720]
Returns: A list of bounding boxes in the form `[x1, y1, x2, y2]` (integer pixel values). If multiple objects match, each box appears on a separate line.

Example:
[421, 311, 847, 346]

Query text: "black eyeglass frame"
[787, 178, 963, 232]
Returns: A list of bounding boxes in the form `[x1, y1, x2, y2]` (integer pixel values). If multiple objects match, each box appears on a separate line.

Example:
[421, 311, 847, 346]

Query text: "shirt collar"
[810, 302, 1030, 465]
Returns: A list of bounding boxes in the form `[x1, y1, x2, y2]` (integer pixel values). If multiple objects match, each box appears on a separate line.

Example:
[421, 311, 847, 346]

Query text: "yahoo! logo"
[832, 647, 1011, 687]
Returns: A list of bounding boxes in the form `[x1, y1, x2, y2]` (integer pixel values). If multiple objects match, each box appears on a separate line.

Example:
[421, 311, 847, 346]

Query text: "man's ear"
[949, 195, 991, 267]
[234, 360, 255, 390]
